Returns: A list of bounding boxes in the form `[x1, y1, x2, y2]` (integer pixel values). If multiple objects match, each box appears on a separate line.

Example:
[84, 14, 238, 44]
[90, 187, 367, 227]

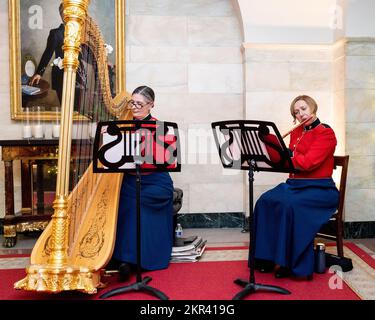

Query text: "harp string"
[67, 14, 115, 247]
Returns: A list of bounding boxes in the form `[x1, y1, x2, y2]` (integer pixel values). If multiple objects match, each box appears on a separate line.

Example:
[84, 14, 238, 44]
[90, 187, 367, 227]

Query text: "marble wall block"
[332, 90, 346, 156]
[126, 63, 188, 93]
[347, 155, 375, 189]
[245, 91, 333, 123]
[127, 16, 188, 46]
[245, 61, 290, 91]
[345, 40, 375, 223]
[0, 67, 9, 91]
[333, 56, 345, 92]
[332, 40, 346, 61]
[346, 55, 375, 89]
[188, 47, 243, 64]
[129, 0, 235, 17]
[289, 61, 333, 91]
[181, 122, 234, 165]
[346, 123, 375, 156]
[125, 43, 131, 63]
[188, 64, 243, 94]
[333, 39, 345, 135]
[345, 189, 375, 222]
[346, 41, 375, 56]
[124, 2, 245, 216]
[151, 92, 187, 123]
[176, 164, 242, 185]
[244, 44, 332, 62]
[0, 29, 9, 93]
[129, 46, 189, 63]
[155, 93, 244, 124]
[189, 182, 244, 213]
[0, 93, 21, 142]
[346, 89, 375, 123]
[188, 17, 242, 47]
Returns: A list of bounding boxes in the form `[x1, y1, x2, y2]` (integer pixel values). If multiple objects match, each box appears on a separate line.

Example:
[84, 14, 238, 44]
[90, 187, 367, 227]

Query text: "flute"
[281, 115, 314, 139]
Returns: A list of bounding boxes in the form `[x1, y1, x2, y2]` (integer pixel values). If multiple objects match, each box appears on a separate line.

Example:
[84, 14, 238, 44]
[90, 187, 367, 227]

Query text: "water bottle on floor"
[175, 223, 184, 246]
[314, 243, 326, 273]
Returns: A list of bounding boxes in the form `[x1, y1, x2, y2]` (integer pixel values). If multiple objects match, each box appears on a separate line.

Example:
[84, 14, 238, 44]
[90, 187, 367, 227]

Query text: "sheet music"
[102, 131, 139, 169]
[211, 121, 292, 172]
[93, 120, 181, 173]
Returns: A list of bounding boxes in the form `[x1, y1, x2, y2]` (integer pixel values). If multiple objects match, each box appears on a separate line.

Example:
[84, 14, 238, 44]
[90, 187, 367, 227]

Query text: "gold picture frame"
[8, 0, 126, 121]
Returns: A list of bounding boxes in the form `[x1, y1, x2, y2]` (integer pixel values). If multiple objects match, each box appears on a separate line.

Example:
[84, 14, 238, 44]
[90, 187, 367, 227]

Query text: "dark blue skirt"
[253, 178, 339, 276]
[113, 172, 174, 270]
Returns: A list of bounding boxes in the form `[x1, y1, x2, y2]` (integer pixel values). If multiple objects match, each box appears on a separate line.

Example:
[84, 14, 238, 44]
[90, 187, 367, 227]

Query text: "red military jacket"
[289, 118, 337, 179]
[136, 114, 177, 171]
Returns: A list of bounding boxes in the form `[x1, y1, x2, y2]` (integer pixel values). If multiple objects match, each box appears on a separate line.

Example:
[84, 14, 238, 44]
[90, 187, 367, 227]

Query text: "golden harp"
[14, 0, 130, 294]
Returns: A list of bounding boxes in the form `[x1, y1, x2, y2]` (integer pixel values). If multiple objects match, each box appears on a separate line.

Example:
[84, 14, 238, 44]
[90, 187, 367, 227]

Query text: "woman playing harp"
[107, 86, 175, 281]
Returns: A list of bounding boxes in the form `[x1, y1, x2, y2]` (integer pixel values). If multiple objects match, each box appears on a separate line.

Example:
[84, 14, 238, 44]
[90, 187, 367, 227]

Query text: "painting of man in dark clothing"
[29, 7, 64, 104]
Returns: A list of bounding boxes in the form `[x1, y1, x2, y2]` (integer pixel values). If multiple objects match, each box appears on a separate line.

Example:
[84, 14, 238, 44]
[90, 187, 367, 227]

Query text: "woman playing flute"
[252, 95, 339, 279]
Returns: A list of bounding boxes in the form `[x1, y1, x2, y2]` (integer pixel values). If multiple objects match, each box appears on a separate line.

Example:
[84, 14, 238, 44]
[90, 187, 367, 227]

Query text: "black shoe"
[118, 263, 131, 282]
[274, 266, 291, 279]
[254, 259, 275, 273]
[105, 258, 121, 271]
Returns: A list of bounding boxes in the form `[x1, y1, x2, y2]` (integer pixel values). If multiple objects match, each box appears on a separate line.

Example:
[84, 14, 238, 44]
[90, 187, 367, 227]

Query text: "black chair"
[316, 155, 349, 257]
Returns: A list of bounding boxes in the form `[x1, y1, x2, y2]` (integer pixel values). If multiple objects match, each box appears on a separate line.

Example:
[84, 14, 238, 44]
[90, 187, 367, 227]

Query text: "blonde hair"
[290, 95, 318, 122]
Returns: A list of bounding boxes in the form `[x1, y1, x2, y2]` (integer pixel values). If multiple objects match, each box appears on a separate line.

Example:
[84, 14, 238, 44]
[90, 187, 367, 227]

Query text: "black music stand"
[212, 120, 296, 300]
[92, 120, 181, 300]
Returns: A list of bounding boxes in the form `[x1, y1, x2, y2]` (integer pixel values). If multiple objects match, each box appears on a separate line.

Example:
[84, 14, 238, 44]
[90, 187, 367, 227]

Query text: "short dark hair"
[132, 86, 155, 102]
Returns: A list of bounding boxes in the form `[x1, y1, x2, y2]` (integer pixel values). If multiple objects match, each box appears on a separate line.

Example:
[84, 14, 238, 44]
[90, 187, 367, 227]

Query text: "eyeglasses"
[126, 100, 151, 110]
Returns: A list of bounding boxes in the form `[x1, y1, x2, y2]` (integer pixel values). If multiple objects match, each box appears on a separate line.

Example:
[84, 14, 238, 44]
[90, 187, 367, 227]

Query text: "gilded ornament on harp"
[78, 190, 109, 258]
[65, 21, 81, 45]
[43, 235, 52, 257]
[64, 5, 86, 21]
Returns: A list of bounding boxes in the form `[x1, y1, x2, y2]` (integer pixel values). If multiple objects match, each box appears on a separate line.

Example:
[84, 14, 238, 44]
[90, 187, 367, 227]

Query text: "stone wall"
[345, 39, 375, 222]
[125, 0, 245, 214]
[0, 1, 374, 226]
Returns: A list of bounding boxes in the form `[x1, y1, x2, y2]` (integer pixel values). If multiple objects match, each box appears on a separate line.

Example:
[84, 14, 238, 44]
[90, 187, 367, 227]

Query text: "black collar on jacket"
[133, 114, 152, 121]
[304, 118, 320, 131]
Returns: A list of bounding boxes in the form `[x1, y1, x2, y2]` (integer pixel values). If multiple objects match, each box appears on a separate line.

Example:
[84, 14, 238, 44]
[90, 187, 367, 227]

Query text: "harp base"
[14, 263, 101, 294]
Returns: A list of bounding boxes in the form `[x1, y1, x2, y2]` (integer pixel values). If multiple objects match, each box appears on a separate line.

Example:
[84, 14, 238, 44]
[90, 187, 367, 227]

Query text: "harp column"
[49, 0, 89, 266]
[14, 0, 98, 294]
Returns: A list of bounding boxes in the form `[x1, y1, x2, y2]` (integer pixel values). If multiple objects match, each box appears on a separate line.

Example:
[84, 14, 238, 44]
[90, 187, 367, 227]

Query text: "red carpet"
[0, 260, 361, 300]
[344, 243, 375, 269]
[0, 254, 30, 258]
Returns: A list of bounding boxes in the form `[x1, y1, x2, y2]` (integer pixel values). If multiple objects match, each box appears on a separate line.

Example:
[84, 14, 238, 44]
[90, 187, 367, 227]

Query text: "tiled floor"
[1, 228, 375, 254]
[1, 228, 374, 262]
